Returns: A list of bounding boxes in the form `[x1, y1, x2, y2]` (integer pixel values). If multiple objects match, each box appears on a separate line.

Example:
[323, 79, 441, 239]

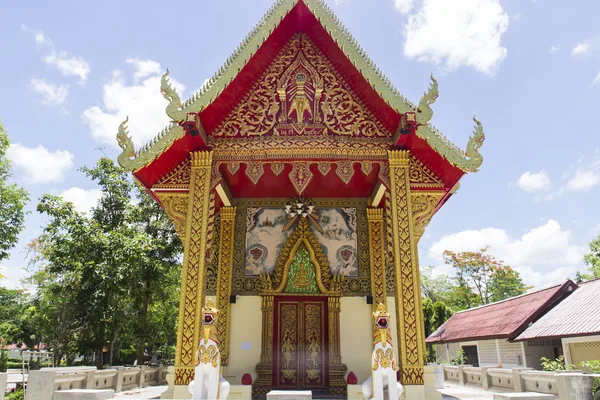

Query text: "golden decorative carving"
[264, 218, 336, 295]
[335, 161, 355, 185]
[304, 303, 325, 384]
[215, 207, 237, 366]
[280, 303, 298, 384]
[210, 137, 390, 161]
[410, 192, 444, 240]
[317, 162, 331, 176]
[361, 161, 373, 177]
[366, 208, 387, 320]
[153, 157, 191, 189]
[245, 162, 265, 185]
[155, 193, 188, 240]
[387, 150, 425, 385]
[212, 34, 390, 138]
[409, 155, 444, 189]
[174, 151, 214, 385]
[288, 163, 313, 195]
[226, 161, 240, 175]
[270, 162, 285, 176]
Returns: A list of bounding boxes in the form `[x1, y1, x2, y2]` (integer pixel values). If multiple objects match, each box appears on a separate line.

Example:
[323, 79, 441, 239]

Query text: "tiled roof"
[515, 278, 600, 341]
[426, 280, 577, 344]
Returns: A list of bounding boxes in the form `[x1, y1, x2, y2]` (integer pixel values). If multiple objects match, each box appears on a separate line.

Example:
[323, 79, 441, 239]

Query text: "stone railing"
[24, 365, 168, 400]
[442, 365, 599, 400]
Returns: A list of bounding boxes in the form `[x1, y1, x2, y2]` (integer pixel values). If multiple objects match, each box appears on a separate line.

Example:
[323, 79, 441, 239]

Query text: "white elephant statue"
[362, 303, 403, 400]
[188, 300, 231, 400]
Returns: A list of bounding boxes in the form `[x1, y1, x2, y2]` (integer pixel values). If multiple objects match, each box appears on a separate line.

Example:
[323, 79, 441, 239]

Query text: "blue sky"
[1, 0, 599, 290]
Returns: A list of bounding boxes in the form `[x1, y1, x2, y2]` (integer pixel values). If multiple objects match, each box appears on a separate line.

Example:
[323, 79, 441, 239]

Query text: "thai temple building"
[116, 0, 485, 398]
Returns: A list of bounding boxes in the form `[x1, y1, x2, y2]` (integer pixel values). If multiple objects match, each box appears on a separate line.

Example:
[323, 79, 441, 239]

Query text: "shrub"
[540, 356, 573, 372]
[579, 360, 600, 394]
[5, 389, 24, 400]
[0, 349, 7, 372]
[450, 348, 467, 366]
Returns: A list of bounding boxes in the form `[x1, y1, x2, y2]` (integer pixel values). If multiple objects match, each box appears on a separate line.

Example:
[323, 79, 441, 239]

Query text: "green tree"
[30, 158, 182, 367]
[444, 248, 529, 307]
[0, 119, 29, 262]
[577, 235, 600, 281]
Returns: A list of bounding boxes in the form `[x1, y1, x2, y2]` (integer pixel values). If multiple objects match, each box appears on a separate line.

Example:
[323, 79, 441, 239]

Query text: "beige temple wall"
[339, 296, 399, 383]
[217, 295, 263, 385]
[563, 335, 600, 369]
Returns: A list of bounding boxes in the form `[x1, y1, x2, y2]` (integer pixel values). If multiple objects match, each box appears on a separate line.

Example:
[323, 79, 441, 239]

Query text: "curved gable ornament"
[259, 218, 342, 295]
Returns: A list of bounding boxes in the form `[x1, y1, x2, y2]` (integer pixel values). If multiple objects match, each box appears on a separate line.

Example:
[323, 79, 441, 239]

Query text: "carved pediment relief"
[212, 34, 391, 139]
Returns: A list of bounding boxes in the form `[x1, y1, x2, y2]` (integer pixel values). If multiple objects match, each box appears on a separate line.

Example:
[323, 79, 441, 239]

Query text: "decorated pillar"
[387, 150, 426, 386]
[328, 296, 346, 387]
[215, 206, 237, 365]
[174, 151, 214, 385]
[366, 208, 387, 315]
[255, 295, 275, 386]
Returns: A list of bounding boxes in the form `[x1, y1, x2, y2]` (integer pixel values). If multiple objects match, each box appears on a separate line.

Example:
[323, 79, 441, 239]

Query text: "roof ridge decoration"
[116, 0, 485, 173]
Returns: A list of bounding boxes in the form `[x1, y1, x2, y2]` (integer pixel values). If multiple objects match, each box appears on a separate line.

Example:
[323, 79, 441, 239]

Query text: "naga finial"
[465, 116, 485, 171]
[116, 116, 134, 157]
[415, 74, 438, 125]
[160, 69, 185, 122]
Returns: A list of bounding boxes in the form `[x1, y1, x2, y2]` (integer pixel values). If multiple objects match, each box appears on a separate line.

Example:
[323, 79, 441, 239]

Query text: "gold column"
[387, 150, 426, 385]
[215, 206, 237, 365]
[255, 295, 274, 386]
[366, 208, 387, 314]
[328, 296, 347, 387]
[174, 151, 214, 385]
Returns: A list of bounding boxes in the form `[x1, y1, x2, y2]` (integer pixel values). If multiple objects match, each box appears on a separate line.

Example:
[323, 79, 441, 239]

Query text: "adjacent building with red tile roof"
[426, 280, 577, 370]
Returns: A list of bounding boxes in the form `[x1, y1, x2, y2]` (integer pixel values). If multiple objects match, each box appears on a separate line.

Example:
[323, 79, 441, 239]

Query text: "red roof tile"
[426, 280, 577, 344]
[515, 278, 600, 341]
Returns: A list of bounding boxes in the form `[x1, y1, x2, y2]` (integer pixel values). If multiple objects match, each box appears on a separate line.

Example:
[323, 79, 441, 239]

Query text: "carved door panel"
[274, 297, 328, 387]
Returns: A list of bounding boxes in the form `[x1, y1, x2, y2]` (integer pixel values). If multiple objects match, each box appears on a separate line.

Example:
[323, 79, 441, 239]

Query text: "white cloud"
[60, 187, 102, 214]
[126, 58, 162, 82]
[572, 42, 589, 55]
[43, 51, 90, 84]
[402, 0, 509, 75]
[22, 25, 90, 84]
[592, 71, 600, 86]
[7, 143, 74, 184]
[29, 78, 69, 106]
[566, 169, 600, 191]
[517, 170, 551, 192]
[394, 0, 414, 14]
[427, 220, 586, 288]
[550, 46, 559, 54]
[82, 61, 185, 149]
[21, 24, 50, 47]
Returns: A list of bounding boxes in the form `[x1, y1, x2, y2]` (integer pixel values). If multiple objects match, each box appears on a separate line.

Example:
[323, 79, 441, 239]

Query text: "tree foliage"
[443, 247, 530, 307]
[0, 119, 29, 262]
[27, 158, 182, 367]
[577, 235, 600, 281]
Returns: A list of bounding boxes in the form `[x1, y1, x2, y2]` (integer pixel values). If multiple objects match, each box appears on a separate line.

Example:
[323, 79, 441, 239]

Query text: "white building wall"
[497, 340, 525, 368]
[477, 340, 499, 367]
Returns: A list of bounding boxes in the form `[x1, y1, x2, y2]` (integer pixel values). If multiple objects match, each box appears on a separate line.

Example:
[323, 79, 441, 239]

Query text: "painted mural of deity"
[244, 207, 358, 277]
[312, 208, 358, 277]
[245, 208, 290, 275]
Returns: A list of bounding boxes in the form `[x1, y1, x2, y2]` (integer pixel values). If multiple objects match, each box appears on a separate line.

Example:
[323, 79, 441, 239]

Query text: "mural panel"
[245, 207, 358, 277]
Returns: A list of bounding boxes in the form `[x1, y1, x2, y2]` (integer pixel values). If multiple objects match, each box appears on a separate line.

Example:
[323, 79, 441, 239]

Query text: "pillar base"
[403, 385, 426, 400]
[160, 366, 191, 399]
[160, 384, 191, 399]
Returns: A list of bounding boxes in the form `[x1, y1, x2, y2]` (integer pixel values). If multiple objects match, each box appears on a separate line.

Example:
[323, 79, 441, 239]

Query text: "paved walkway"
[441, 381, 512, 400]
[110, 382, 500, 399]
[113, 386, 168, 399]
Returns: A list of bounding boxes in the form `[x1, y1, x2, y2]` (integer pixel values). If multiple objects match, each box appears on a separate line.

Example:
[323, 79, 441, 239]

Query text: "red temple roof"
[116, 0, 485, 203]
[426, 280, 577, 344]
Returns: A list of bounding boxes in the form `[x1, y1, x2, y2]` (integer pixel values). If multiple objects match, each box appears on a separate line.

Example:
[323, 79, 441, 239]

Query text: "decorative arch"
[259, 217, 342, 295]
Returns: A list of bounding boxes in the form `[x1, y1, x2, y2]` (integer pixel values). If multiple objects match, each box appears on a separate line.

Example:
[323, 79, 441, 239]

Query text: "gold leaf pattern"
[335, 161, 354, 185]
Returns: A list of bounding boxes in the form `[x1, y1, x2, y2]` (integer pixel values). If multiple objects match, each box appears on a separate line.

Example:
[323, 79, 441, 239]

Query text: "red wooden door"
[273, 296, 329, 387]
